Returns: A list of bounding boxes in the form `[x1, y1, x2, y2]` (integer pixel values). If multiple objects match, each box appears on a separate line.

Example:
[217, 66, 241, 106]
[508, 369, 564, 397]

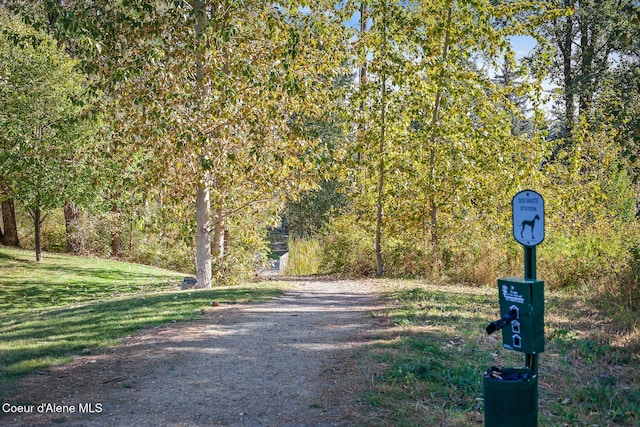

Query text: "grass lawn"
[359, 280, 640, 427]
[0, 247, 282, 400]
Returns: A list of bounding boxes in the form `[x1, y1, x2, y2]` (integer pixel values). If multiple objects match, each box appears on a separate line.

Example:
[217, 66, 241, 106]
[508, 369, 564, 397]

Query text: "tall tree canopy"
[0, 10, 96, 261]
[345, 0, 556, 275]
[4, 0, 351, 283]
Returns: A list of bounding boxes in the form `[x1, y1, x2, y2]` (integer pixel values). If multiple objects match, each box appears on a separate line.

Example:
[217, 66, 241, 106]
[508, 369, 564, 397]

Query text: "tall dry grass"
[283, 237, 323, 276]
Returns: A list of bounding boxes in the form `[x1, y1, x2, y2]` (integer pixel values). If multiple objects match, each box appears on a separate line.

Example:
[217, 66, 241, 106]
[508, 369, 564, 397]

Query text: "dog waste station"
[484, 190, 545, 427]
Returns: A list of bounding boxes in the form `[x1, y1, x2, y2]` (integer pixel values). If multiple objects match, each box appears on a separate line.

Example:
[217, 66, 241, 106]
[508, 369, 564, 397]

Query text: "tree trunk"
[562, 0, 575, 139]
[193, 0, 213, 289]
[426, 4, 453, 276]
[33, 207, 42, 262]
[111, 233, 122, 258]
[195, 184, 212, 288]
[357, 1, 367, 166]
[64, 202, 85, 253]
[110, 203, 123, 258]
[213, 207, 225, 259]
[578, 6, 598, 117]
[374, 7, 388, 277]
[375, 76, 386, 276]
[1, 198, 20, 247]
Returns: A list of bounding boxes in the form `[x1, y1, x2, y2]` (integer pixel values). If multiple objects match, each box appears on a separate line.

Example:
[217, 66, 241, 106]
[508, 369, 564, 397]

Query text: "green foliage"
[344, 0, 554, 277]
[12, 203, 194, 273]
[125, 232, 194, 274]
[382, 235, 432, 278]
[320, 215, 377, 276]
[0, 0, 637, 309]
[619, 244, 640, 311]
[0, 10, 98, 260]
[284, 180, 348, 238]
[15, 206, 66, 253]
[540, 225, 630, 289]
[0, 12, 96, 207]
[211, 211, 273, 286]
[442, 233, 515, 286]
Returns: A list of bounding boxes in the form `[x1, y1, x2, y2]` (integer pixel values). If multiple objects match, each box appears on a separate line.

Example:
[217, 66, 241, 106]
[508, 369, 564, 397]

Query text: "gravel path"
[5, 279, 381, 426]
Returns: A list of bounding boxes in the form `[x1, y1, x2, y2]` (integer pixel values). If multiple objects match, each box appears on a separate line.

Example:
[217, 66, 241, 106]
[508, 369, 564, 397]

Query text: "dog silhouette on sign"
[520, 214, 540, 240]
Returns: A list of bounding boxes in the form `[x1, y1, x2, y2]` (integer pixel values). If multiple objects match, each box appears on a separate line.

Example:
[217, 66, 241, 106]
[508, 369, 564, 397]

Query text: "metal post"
[524, 246, 536, 281]
[524, 245, 538, 375]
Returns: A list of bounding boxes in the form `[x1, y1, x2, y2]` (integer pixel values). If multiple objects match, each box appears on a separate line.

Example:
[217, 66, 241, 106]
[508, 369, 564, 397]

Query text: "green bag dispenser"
[495, 277, 544, 355]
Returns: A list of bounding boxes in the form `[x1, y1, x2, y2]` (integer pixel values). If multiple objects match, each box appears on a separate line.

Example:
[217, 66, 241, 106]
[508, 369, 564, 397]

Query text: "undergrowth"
[356, 281, 640, 426]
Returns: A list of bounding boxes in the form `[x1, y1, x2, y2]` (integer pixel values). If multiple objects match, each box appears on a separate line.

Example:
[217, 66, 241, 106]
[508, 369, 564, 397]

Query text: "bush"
[539, 222, 633, 290]
[210, 211, 272, 286]
[618, 244, 640, 311]
[16, 207, 67, 253]
[284, 237, 322, 276]
[320, 217, 377, 276]
[320, 215, 512, 282]
[442, 235, 510, 286]
[126, 233, 193, 273]
[383, 235, 431, 278]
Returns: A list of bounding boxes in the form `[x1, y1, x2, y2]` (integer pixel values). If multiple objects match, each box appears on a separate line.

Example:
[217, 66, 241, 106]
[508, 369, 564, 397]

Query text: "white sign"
[512, 190, 544, 247]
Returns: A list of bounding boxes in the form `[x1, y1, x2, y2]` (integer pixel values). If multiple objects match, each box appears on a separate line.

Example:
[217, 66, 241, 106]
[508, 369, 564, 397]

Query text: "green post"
[524, 246, 536, 282]
[524, 246, 538, 374]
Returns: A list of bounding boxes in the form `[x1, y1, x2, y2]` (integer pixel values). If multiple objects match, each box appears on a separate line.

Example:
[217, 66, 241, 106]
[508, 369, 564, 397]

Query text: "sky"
[509, 35, 539, 60]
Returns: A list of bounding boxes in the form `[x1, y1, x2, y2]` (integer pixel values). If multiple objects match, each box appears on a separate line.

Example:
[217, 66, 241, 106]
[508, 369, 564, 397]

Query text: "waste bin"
[483, 367, 538, 427]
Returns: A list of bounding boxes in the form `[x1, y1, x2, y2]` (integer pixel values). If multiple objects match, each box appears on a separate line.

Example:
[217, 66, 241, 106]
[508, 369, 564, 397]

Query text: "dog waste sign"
[512, 190, 544, 247]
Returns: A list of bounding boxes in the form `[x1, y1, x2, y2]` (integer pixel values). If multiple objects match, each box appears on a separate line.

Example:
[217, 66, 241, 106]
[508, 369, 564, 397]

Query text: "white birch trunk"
[213, 207, 225, 258]
[195, 184, 212, 288]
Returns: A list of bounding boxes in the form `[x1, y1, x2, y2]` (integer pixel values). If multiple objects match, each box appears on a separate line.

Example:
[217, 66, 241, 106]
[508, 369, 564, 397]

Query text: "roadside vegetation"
[1, 1, 639, 425]
[0, 247, 282, 401]
[357, 281, 640, 427]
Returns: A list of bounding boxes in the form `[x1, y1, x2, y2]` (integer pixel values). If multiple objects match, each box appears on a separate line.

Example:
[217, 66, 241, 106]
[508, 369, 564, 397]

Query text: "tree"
[533, 0, 638, 140]
[1, 0, 88, 254]
[0, 11, 94, 261]
[349, 0, 418, 275]
[134, 1, 351, 286]
[285, 180, 349, 238]
[1, 177, 21, 247]
[15, 0, 351, 283]
[526, 0, 640, 230]
[344, 0, 553, 276]
[0, 194, 20, 247]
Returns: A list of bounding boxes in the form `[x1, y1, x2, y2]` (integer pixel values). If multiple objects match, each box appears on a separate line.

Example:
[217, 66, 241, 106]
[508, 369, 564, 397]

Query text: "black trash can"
[483, 367, 538, 427]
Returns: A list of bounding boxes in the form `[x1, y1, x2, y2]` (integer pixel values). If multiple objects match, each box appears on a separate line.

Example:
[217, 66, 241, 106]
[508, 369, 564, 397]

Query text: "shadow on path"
[5, 280, 381, 427]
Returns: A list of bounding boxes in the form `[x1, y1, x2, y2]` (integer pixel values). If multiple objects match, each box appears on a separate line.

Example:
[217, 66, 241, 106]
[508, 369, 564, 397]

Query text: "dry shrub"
[284, 237, 322, 276]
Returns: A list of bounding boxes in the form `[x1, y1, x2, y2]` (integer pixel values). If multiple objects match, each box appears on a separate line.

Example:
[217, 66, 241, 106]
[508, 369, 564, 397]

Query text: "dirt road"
[4, 279, 381, 426]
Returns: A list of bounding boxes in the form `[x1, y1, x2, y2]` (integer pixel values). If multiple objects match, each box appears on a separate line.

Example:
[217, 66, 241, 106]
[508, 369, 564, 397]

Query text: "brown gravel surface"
[4, 279, 382, 427]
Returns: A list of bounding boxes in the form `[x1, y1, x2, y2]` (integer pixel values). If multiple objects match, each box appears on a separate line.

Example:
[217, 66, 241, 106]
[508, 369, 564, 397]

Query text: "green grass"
[358, 281, 640, 426]
[0, 247, 283, 400]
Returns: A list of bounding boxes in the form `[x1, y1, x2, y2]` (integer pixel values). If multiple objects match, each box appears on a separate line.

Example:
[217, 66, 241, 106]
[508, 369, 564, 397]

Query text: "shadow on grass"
[36, 263, 176, 282]
[0, 250, 22, 262]
[362, 283, 640, 427]
[354, 285, 501, 426]
[0, 267, 183, 310]
[0, 286, 282, 399]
